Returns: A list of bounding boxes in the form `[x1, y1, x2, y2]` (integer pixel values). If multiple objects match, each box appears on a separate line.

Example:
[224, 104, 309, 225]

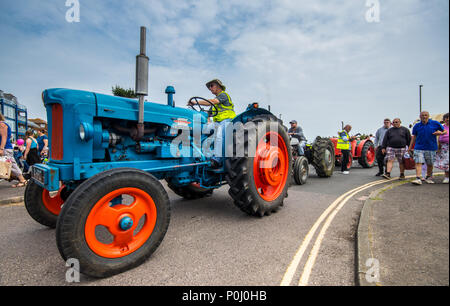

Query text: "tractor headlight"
[79, 124, 86, 140]
[79, 122, 93, 141]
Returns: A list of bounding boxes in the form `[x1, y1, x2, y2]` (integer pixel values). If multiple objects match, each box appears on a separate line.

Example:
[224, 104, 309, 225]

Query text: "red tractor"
[330, 134, 376, 169]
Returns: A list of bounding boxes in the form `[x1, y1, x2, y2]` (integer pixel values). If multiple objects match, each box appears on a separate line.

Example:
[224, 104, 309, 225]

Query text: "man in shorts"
[381, 118, 411, 180]
[409, 111, 447, 185]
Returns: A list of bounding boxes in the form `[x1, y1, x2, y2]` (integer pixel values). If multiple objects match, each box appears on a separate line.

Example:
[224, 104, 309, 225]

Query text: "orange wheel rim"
[85, 188, 157, 258]
[42, 185, 65, 215]
[253, 132, 289, 201]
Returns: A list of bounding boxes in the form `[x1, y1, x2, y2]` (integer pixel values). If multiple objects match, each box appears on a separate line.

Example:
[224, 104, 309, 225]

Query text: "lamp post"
[419, 85, 423, 113]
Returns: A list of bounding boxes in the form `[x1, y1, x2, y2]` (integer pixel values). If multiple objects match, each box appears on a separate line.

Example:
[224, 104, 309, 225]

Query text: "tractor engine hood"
[95, 92, 206, 127]
[42, 88, 207, 165]
[43, 88, 206, 128]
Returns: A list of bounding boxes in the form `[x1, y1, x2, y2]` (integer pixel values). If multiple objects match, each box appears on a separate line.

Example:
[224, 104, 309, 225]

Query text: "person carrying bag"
[1, 113, 27, 187]
[0, 156, 12, 179]
[403, 148, 416, 171]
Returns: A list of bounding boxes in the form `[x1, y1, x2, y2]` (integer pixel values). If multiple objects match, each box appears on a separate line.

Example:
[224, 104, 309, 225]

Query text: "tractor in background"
[290, 136, 335, 185]
[330, 134, 376, 170]
[24, 28, 292, 278]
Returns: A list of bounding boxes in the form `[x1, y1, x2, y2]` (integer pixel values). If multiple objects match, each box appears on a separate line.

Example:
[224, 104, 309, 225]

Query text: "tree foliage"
[112, 85, 137, 98]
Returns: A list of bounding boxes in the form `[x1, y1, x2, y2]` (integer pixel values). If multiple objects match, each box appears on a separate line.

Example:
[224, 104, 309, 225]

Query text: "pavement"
[357, 175, 449, 286]
[1, 174, 449, 286]
[0, 178, 26, 205]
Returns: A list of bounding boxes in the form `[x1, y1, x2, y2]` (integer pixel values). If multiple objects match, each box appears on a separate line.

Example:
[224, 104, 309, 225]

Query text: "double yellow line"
[279, 176, 418, 286]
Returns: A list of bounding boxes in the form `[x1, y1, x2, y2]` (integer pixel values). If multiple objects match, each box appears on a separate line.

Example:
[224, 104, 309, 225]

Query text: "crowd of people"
[1, 113, 48, 188]
[285, 109, 448, 184]
[372, 111, 449, 184]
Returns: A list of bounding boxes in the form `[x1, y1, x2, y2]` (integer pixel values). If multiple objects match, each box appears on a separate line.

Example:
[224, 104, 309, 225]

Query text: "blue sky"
[0, 0, 448, 140]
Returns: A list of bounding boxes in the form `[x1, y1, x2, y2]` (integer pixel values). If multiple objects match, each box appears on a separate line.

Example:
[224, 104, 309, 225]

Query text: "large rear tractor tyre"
[311, 137, 335, 177]
[166, 180, 213, 199]
[56, 168, 170, 278]
[24, 180, 69, 228]
[225, 116, 292, 217]
[358, 141, 376, 168]
[293, 156, 309, 185]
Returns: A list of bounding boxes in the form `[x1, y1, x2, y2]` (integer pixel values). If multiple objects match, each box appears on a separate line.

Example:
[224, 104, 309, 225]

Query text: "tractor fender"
[329, 138, 340, 155]
[232, 107, 279, 125]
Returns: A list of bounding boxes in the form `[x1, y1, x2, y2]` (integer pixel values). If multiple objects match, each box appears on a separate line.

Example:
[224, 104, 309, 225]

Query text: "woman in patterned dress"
[435, 113, 449, 184]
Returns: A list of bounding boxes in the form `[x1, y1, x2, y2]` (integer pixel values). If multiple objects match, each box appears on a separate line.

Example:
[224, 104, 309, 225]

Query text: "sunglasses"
[208, 84, 216, 89]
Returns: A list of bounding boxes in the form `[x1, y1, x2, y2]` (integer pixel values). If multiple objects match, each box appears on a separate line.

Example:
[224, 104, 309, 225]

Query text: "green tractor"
[290, 136, 335, 185]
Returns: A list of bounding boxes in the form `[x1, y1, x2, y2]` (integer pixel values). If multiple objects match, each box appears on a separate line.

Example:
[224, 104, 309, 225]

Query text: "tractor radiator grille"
[51, 104, 64, 160]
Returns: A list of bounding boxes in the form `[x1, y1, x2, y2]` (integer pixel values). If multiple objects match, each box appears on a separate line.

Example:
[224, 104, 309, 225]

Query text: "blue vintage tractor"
[24, 28, 292, 278]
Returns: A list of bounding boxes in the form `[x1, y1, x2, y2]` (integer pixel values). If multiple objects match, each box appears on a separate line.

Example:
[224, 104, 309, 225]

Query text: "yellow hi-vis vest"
[337, 130, 351, 150]
[214, 91, 236, 122]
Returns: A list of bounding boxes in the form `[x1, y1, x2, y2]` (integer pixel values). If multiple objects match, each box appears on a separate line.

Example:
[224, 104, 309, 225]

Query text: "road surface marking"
[280, 179, 387, 286]
[297, 174, 444, 285]
[298, 181, 387, 285]
[283, 173, 443, 286]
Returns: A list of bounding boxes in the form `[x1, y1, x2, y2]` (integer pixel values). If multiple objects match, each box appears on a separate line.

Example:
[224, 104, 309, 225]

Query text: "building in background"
[0, 90, 27, 141]
[27, 119, 41, 131]
[29, 118, 48, 131]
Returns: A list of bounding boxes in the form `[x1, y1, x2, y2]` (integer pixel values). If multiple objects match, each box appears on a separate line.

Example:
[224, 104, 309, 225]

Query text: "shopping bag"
[402, 152, 416, 170]
[0, 156, 12, 179]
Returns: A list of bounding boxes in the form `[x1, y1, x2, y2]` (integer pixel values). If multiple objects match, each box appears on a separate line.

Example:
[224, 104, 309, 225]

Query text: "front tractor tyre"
[24, 180, 69, 228]
[226, 116, 292, 217]
[55, 168, 171, 278]
[346, 152, 353, 170]
[293, 156, 309, 185]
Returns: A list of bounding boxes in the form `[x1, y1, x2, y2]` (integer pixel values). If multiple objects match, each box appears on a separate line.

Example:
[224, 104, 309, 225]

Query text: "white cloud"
[0, 0, 448, 141]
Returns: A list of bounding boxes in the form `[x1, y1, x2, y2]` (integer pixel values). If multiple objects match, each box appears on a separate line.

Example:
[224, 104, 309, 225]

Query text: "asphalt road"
[0, 163, 400, 286]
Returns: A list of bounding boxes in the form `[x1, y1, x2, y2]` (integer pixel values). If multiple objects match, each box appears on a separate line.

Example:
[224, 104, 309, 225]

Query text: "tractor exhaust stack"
[135, 26, 149, 139]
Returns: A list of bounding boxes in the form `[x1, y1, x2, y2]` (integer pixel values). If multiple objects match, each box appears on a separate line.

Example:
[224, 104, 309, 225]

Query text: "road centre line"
[280, 178, 397, 286]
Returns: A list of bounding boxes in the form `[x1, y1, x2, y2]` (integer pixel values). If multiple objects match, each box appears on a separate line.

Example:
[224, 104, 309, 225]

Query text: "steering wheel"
[188, 97, 219, 117]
